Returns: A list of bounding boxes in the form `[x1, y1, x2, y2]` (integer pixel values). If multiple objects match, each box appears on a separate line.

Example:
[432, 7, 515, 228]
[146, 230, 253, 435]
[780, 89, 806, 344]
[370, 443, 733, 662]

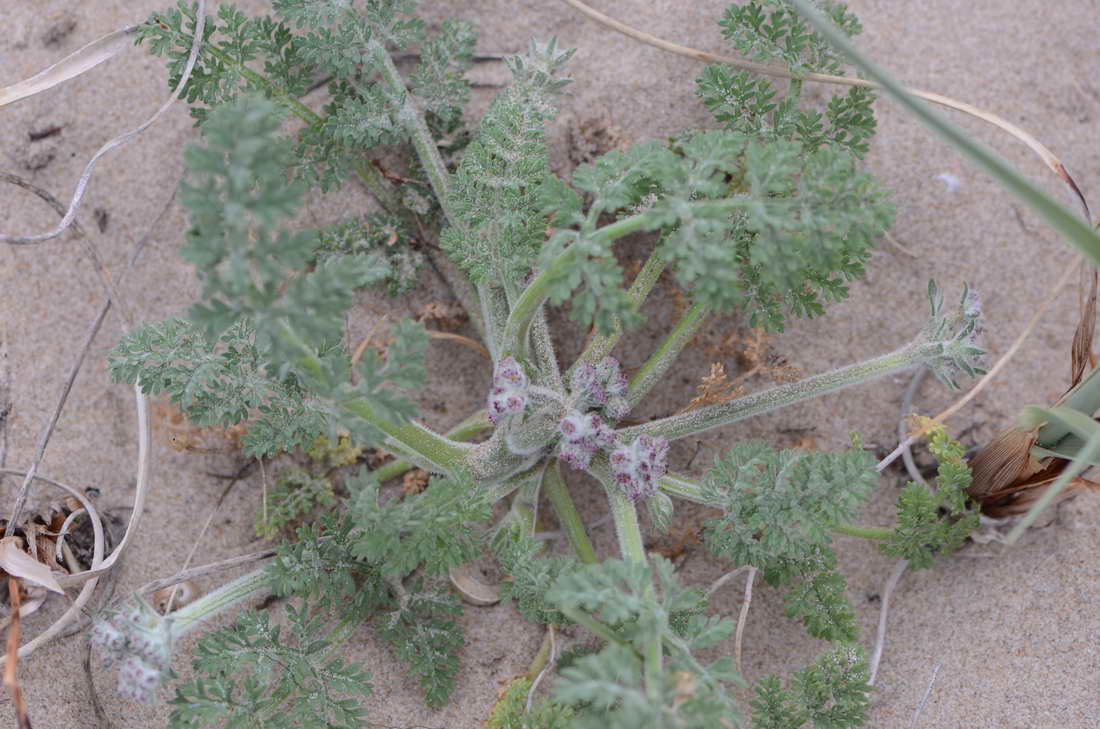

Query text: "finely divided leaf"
[345, 467, 490, 579]
[168, 601, 372, 729]
[702, 441, 878, 572]
[720, 0, 862, 76]
[442, 39, 574, 287]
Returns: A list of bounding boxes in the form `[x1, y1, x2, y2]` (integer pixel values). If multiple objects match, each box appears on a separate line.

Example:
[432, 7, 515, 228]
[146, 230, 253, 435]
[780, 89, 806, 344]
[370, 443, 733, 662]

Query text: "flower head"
[90, 598, 172, 703]
[557, 410, 616, 470]
[488, 356, 529, 422]
[610, 435, 669, 501]
[570, 356, 630, 419]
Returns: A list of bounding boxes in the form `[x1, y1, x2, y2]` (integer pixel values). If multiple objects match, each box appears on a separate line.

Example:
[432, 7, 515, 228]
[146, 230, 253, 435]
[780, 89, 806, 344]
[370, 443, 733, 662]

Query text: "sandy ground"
[2, 1, 1099, 727]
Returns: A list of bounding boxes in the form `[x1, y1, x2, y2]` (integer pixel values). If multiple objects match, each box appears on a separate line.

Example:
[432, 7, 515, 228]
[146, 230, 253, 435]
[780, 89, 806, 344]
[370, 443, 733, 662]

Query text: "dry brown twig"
[4, 576, 30, 729]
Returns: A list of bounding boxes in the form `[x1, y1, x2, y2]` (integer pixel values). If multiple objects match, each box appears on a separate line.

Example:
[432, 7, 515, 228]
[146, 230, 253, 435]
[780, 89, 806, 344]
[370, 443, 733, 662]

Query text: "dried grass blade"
[786, 0, 1100, 268]
[560, 0, 1090, 219]
[0, 539, 62, 594]
[0, 26, 138, 108]
[1070, 267, 1098, 385]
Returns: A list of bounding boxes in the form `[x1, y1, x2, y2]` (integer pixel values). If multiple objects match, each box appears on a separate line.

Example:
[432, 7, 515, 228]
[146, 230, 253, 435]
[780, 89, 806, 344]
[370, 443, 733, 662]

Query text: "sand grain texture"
[2, 1, 1098, 727]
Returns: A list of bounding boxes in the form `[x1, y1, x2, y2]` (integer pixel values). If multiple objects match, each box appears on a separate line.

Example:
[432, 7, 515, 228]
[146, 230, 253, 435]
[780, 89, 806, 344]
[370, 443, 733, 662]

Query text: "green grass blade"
[788, 0, 1100, 267]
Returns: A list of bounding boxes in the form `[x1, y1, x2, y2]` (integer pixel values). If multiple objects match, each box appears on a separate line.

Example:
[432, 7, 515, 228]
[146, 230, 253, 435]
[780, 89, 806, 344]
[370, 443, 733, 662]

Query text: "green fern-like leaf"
[441, 38, 574, 288]
[376, 584, 465, 709]
[486, 676, 575, 729]
[168, 601, 372, 729]
[495, 532, 578, 626]
[881, 421, 979, 569]
[750, 644, 870, 729]
[720, 1, 862, 76]
[767, 546, 858, 642]
[267, 515, 390, 618]
[255, 468, 336, 539]
[702, 441, 878, 573]
[345, 467, 490, 579]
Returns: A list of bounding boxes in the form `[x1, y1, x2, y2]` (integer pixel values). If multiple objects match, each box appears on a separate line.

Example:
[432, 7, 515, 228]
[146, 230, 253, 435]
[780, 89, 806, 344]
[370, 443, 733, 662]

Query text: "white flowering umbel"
[487, 356, 529, 423]
[91, 599, 172, 703]
[610, 435, 670, 500]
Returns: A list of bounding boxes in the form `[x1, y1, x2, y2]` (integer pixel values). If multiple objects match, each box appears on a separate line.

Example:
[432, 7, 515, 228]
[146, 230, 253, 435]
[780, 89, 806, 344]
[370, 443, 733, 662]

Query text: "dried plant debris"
[678, 363, 745, 414]
[566, 113, 631, 168]
[416, 301, 468, 330]
[0, 500, 101, 628]
[402, 468, 430, 496]
[968, 268, 1100, 516]
[150, 397, 248, 454]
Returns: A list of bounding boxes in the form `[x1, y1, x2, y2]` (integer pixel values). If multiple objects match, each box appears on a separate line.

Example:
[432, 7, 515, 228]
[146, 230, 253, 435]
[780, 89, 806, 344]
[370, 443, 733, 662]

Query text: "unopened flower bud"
[488, 356, 529, 422]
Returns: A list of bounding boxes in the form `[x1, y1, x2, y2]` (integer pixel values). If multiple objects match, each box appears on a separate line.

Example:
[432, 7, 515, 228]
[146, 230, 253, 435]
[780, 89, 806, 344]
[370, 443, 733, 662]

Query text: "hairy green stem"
[543, 461, 598, 564]
[620, 340, 949, 443]
[526, 628, 554, 681]
[373, 410, 492, 482]
[503, 212, 658, 358]
[169, 567, 269, 637]
[598, 468, 663, 697]
[571, 248, 669, 374]
[628, 301, 711, 408]
[371, 41, 455, 221]
[560, 606, 627, 647]
[274, 321, 471, 473]
[344, 400, 470, 473]
[605, 481, 647, 564]
[833, 523, 895, 541]
[174, 32, 402, 211]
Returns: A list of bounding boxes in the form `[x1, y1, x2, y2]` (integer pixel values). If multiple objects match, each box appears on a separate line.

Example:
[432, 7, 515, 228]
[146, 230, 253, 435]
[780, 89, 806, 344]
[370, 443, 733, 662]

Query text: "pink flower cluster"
[90, 601, 171, 703]
[487, 356, 529, 422]
[558, 410, 616, 470]
[571, 356, 630, 419]
[610, 434, 669, 501]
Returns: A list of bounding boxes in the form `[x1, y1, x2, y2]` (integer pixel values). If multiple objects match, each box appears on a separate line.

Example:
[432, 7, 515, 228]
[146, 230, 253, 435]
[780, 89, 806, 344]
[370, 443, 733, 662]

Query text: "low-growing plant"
[85, 1, 1006, 727]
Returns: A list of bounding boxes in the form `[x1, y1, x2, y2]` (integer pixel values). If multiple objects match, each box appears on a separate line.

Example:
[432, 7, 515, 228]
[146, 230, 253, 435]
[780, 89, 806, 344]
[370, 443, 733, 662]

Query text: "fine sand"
[2, 1, 1098, 726]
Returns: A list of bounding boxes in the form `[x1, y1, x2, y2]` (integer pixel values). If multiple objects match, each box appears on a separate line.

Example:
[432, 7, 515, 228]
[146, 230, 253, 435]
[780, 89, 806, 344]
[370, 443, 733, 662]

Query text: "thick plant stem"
[343, 400, 470, 473]
[526, 628, 554, 680]
[629, 301, 710, 408]
[560, 606, 626, 647]
[658, 472, 707, 503]
[834, 523, 895, 541]
[169, 567, 269, 637]
[480, 284, 510, 361]
[543, 461, 598, 564]
[602, 473, 663, 699]
[502, 212, 658, 357]
[606, 484, 647, 564]
[620, 341, 949, 443]
[275, 322, 471, 473]
[571, 248, 669, 374]
[371, 41, 454, 221]
[373, 410, 492, 482]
